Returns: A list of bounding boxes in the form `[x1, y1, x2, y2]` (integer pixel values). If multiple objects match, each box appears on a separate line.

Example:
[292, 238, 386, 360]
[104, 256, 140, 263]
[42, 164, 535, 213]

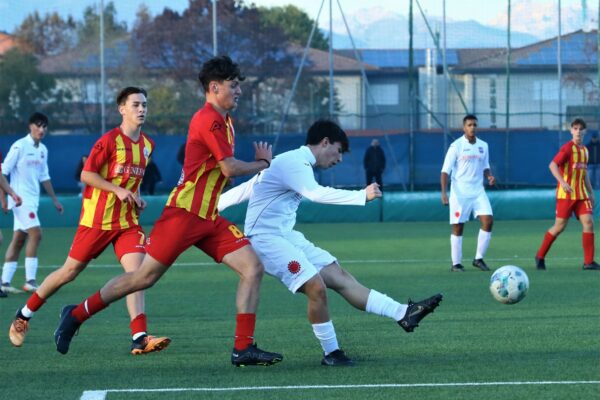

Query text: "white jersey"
[218, 146, 366, 236]
[441, 135, 490, 198]
[1, 134, 51, 208]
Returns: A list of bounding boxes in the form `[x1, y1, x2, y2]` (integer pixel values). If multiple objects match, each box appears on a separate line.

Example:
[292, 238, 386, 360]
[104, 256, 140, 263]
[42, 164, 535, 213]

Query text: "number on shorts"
[227, 225, 244, 239]
[137, 231, 146, 245]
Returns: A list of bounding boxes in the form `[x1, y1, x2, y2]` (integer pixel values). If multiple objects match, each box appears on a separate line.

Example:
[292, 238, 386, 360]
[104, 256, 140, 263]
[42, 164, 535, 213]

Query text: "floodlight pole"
[558, 0, 563, 140]
[212, 0, 218, 56]
[505, 0, 511, 185]
[442, 0, 448, 151]
[328, 0, 334, 118]
[99, 0, 106, 135]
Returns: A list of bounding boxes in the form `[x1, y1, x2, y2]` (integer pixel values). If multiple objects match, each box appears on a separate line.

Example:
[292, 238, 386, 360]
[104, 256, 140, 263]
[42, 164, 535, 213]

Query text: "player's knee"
[304, 278, 327, 303]
[243, 261, 264, 283]
[138, 271, 160, 290]
[13, 236, 26, 247]
[62, 264, 84, 282]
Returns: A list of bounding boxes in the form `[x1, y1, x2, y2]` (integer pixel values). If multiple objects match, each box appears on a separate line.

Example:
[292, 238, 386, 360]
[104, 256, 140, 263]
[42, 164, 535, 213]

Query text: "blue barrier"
[0, 130, 596, 191]
[2, 189, 595, 229]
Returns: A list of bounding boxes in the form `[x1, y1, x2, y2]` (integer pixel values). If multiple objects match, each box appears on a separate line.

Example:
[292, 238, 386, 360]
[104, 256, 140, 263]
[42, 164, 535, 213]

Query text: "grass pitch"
[0, 220, 599, 400]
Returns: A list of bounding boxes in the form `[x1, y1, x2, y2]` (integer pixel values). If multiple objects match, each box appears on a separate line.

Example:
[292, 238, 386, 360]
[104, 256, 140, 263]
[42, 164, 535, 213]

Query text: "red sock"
[71, 291, 108, 323]
[583, 232, 594, 264]
[130, 313, 147, 338]
[234, 313, 256, 351]
[26, 292, 45, 312]
[537, 231, 557, 259]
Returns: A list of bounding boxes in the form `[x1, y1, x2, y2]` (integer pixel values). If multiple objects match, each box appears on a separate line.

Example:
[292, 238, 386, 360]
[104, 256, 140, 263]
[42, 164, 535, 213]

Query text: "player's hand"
[487, 175, 496, 186]
[254, 141, 272, 165]
[115, 187, 141, 208]
[11, 194, 22, 207]
[54, 199, 64, 214]
[559, 181, 573, 193]
[137, 196, 147, 212]
[365, 183, 382, 201]
[441, 193, 449, 205]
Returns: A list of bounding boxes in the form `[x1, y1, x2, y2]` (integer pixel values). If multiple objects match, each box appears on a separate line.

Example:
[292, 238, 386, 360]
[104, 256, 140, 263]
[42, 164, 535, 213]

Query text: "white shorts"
[12, 205, 41, 231]
[250, 230, 336, 293]
[449, 191, 492, 224]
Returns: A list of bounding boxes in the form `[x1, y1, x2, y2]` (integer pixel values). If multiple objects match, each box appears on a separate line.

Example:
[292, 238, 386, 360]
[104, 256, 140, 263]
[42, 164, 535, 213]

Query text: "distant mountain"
[488, 0, 597, 39]
[325, 7, 543, 49]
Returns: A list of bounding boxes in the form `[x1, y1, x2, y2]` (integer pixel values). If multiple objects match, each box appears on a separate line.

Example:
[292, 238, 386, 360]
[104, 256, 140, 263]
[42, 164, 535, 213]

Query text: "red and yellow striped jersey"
[553, 140, 589, 200]
[79, 127, 154, 230]
[166, 103, 234, 220]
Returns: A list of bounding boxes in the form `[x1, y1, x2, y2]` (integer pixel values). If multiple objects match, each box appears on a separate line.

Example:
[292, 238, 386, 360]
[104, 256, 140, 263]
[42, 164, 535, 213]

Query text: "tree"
[14, 11, 77, 56]
[77, 1, 128, 46]
[0, 49, 70, 134]
[131, 0, 302, 132]
[258, 5, 329, 50]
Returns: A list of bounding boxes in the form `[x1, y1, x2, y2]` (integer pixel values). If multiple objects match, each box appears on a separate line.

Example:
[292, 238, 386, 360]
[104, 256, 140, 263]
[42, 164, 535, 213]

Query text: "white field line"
[40, 256, 581, 269]
[81, 381, 600, 400]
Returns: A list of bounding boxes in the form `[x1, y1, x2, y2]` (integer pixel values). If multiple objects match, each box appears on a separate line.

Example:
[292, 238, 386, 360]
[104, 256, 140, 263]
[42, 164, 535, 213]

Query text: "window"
[533, 80, 559, 100]
[367, 83, 399, 106]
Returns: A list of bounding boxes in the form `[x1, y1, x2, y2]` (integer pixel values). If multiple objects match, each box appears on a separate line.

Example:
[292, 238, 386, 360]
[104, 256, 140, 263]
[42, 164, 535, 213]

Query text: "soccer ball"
[489, 265, 529, 304]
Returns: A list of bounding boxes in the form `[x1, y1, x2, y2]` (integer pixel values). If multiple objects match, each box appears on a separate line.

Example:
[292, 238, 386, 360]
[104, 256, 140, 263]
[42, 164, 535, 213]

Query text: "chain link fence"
[0, 0, 598, 188]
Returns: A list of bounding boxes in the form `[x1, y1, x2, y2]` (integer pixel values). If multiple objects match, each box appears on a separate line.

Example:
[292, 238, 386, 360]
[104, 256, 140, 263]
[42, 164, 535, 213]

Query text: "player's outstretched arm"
[218, 174, 259, 212]
[365, 183, 382, 201]
[218, 142, 272, 178]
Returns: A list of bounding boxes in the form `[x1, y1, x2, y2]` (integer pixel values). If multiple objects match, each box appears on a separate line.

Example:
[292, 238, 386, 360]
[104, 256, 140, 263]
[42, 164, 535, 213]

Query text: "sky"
[0, 0, 591, 33]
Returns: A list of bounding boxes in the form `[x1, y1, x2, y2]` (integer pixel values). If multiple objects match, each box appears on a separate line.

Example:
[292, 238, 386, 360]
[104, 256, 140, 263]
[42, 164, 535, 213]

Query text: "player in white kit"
[1, 112, 63, 294]
[219, 120, 443, 366]
[441, 114, 495, 272]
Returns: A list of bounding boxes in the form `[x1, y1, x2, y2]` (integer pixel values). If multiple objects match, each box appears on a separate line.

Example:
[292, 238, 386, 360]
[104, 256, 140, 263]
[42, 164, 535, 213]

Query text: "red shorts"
[145, 206, 250, 266]
[68, 225, 146, 263]
[555, 199, 593, 219]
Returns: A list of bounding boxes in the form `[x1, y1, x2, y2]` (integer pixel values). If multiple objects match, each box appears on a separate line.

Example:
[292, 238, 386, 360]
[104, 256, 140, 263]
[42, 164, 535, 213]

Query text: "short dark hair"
[463, 114, 478, 124]
[116, 87, 147, 105]
[28, 112, 48, 127]
[571, 118, 586, 130]
[198, 56, 245, 93]
[305, 119, 349, 153]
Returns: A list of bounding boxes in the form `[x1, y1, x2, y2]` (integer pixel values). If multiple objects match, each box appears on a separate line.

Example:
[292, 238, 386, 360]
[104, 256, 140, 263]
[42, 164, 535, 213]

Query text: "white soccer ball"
[489, 265, 529, 304]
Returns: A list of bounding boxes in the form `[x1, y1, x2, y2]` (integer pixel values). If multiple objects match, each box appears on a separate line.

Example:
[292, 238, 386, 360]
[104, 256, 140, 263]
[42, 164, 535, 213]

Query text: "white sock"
[2, 261, 18, 285]
[312, 321, 339, 355]
[21, 305, 34, 319]
[451, 234, 463, 266]
[366, 289, 408, 321]
[132, 332, 146, 341]
[25, 257, 38, 282]
[475, 230, 492, 260]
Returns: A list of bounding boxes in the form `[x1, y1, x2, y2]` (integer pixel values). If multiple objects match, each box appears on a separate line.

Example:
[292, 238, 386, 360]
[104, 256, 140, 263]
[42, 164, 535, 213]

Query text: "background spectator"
[586, 132, 600, 189]
[363, 138, 386, 188]
[141, 159, 162, 195]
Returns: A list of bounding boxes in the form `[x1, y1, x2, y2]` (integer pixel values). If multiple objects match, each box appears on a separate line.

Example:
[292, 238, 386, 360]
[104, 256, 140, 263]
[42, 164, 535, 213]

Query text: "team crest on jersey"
[209, 121, 222, 133]
[478, 147, 483, 154]
[143, 147, 150, 160]
[288, 260, 301, 274]
[94, 142, 104, 151]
